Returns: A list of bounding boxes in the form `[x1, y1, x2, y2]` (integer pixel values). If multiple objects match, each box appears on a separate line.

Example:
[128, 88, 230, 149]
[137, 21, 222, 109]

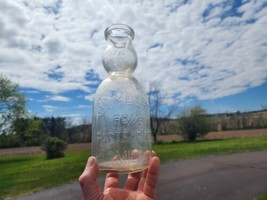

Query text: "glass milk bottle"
[92, 24, 151, 173]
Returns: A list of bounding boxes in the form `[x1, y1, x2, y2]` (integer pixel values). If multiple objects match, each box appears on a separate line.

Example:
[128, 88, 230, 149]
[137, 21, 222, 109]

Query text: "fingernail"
[88, 157, 95, 167]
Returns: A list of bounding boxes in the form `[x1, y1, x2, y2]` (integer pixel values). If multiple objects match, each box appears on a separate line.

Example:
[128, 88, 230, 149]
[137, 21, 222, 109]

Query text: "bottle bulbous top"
[102, 24, 138, 75]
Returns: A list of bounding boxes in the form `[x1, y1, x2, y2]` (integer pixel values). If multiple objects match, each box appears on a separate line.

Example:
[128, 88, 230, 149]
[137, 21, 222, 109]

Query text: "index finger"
[143, 156, 160, 199]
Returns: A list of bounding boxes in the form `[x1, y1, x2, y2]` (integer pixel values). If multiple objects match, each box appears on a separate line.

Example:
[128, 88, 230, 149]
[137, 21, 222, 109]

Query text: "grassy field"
[0, 151, 89, 200]
[154, 136, 267, 163]
[256, 193, 267, 200]
[1, 136, 267, 199]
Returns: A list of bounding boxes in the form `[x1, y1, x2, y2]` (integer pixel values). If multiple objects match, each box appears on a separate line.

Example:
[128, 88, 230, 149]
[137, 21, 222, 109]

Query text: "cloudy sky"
[0, 0, 267, 124]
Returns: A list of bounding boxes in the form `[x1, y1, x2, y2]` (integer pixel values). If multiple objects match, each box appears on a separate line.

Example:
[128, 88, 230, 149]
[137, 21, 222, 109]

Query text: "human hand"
[79, 152, 160, 200]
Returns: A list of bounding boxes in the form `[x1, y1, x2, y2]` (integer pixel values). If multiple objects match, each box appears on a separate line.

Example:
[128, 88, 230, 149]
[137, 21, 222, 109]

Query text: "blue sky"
[1, 0, 267, 125]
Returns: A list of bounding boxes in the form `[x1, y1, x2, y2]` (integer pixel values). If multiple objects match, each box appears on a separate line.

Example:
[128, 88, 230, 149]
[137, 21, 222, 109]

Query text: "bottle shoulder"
[96, 75, 146, 96]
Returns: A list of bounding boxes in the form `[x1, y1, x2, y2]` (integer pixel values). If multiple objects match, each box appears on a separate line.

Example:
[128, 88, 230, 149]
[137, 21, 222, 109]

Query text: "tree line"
[0, 116, 91, 148]
[148, 82, 267, 142]
[0, 75, 91, 148]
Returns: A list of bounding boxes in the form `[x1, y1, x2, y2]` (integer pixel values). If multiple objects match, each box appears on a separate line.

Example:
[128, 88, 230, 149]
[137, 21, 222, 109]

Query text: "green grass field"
[0, 151, 89, 200]
[153, 136, 267, 163]
[1, 136, 267, 200]
[256, 193, 267, 200]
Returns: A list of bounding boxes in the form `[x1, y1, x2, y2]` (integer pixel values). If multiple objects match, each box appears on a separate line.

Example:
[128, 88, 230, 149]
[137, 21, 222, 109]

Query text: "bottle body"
[92, 74, 151, 173]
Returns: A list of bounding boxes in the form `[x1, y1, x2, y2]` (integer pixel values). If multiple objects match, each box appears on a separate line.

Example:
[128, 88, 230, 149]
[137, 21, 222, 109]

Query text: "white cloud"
[0, 0, 267, 106]
[84, 93, 95, 102]
[27, 97, 34, 101]
[24, 90, 41, 94]
[63, 113, 85, 126]
[77, 105, 91, 109]
[50, 95, 70, 102]
[42, 105, 57, 113]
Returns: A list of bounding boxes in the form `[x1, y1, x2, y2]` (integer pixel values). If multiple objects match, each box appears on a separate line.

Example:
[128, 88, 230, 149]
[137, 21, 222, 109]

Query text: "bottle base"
[99, 160, 149, 174]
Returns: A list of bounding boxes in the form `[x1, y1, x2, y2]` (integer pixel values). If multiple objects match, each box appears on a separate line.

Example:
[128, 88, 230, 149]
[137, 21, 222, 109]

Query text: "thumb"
[79, 157, 104, 200]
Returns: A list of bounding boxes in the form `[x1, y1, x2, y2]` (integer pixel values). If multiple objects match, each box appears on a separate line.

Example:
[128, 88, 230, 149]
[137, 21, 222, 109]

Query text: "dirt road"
[12, 150, 267, 200]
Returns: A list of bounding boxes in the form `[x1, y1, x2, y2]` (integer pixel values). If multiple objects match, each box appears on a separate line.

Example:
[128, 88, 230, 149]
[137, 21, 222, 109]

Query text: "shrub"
[178, 105, 211, 141]
[42, 137, 67, 159]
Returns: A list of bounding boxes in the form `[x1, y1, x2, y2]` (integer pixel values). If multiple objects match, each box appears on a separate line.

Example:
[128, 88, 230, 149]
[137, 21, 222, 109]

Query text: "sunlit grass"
[0, 151, 90, 200]
[153, 136, 267, 163]
[1, 136, 267, 199]
[255, 192, 267, 200]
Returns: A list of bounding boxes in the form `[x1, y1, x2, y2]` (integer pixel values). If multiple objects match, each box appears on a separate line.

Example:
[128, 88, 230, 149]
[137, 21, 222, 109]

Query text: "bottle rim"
[104, 23, 135, 40]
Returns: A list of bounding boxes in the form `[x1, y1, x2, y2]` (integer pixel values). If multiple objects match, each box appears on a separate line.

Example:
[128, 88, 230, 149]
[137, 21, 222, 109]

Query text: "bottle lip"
[104, 23, 135, 41]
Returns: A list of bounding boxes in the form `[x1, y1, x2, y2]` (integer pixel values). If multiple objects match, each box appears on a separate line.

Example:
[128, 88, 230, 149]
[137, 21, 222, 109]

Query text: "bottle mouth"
[104, 23, 135, 41]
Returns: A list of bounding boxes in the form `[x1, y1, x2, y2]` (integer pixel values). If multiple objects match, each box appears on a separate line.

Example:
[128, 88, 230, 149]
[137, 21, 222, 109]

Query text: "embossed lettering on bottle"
[92, 24, 151, 173]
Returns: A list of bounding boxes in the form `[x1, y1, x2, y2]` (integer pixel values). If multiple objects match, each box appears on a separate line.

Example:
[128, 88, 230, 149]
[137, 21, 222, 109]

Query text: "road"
[13, 151, 267, 200]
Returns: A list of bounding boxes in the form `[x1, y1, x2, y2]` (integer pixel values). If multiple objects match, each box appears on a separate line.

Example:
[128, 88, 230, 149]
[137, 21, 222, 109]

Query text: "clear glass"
[92, 24, 151, 173]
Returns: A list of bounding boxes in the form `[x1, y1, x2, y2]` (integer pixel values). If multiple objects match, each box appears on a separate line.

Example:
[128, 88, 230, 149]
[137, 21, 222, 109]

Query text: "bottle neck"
[107, 34, 131, 48]
[102, 24, 137, 75]
[109, 71, 133, 78]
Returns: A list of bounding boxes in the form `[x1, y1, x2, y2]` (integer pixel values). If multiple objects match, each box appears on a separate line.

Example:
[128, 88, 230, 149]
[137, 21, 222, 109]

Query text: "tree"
[178, 105, 210, 141]
[42, 117, 67, 140]
[67, 117, 92, 143]
[13, 117, 46, 146]
[148, 82, 175, 143]
[0, 75, 26, 134]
